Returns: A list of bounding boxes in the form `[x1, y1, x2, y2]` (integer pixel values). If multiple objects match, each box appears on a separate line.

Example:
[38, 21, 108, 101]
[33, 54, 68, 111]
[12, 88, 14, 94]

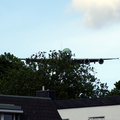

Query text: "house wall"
[58, 105, 120, 120]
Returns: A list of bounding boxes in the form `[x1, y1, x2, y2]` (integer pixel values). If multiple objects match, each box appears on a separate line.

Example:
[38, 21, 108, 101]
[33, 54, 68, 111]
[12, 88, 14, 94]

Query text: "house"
[1, 89, 120, 120]
[0, 90, 62, 120]
[35, 89, 120, 120]
[54, 96, 120, 120]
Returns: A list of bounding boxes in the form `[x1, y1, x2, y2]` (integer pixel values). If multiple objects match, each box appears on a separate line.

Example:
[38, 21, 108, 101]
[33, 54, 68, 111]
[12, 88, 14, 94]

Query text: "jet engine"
[84, 59, 90, 64]
[99, 59, 104, 64]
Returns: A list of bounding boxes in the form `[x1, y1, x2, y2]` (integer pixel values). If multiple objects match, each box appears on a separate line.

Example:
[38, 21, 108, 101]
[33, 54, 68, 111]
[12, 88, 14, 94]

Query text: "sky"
[0, 0, 120, 90]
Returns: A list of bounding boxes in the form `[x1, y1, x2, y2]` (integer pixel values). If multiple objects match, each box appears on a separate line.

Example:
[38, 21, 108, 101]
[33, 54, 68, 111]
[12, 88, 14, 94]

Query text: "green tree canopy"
[108, 80, 120, 96]
[0, 51, 109, 100]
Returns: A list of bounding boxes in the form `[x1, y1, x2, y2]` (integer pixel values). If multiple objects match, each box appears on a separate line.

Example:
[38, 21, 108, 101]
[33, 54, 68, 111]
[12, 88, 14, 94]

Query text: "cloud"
[69, 0, 120, 28]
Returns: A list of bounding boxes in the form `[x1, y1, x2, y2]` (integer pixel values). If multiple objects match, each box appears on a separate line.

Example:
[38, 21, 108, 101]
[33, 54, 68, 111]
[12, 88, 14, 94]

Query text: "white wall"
[58, 105, 120, 120]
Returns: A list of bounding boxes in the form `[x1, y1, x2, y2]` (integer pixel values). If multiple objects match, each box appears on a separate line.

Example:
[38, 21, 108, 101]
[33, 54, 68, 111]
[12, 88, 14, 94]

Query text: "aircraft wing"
[20, 58, 42, 62]
[19, 58, 119, 64]
[19, 58, 49, 63]
[71, 58, 119, 64]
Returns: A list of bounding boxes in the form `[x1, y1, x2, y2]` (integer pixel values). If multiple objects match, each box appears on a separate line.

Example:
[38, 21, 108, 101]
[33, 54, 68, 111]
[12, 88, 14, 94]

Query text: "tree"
[0, 52, 37, 96]
[108, 80, 120, 96]
[29, 50, 109, 99]
[0, 51, 109, 100]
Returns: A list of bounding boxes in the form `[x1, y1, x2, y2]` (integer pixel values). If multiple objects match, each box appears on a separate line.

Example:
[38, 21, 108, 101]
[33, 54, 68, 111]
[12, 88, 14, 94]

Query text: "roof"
[0, 94, 62, 120]
[54, 96, 120, 109]
[0, 103, 21, 110]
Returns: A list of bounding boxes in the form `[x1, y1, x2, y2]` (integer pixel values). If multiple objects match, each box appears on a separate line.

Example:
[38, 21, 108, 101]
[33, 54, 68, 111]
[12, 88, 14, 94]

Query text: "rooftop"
[0, 94, 62, 120]
[54, 96, 120, 109]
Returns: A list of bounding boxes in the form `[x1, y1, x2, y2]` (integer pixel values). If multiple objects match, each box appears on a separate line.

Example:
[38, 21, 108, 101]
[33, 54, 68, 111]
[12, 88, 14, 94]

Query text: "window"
[15, 114, 20, 120]
[0, 104, 23, 120]
[0, 113, 20, 120]
[4, 114, 13, 120]
[88, 116, 105, 120]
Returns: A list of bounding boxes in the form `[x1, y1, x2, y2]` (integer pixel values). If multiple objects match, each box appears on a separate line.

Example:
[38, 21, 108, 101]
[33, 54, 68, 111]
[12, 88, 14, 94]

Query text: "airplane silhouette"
[20, 48, 119, 64]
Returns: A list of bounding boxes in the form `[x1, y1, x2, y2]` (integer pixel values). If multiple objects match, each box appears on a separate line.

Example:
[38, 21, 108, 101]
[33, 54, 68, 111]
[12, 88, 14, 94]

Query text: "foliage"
[108, 80, 120, 96]
[0, 51, 109, 100]
[0, 52, 37, 96]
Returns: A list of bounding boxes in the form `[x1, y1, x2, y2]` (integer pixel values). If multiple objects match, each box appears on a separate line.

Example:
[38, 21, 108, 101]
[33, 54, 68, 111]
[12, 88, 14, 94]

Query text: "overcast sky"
[0, 0, 120, 90]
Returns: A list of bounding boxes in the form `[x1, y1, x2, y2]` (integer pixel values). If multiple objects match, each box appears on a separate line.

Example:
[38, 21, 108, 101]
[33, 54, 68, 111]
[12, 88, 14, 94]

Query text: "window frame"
[88, 116, 105, 120]
[0, 113, 20, 120]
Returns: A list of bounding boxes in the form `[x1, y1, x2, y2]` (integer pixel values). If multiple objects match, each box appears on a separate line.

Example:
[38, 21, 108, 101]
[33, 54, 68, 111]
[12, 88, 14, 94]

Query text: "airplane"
[19, 48, 119, 64]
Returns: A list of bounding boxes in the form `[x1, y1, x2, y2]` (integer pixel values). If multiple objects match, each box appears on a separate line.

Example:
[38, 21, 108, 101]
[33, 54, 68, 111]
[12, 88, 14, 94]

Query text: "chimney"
[36, 86, 55, 100]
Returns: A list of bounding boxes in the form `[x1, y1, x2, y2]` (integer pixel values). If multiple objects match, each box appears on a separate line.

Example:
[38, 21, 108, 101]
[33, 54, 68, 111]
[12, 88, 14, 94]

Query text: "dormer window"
[0, 104, 23, 120]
